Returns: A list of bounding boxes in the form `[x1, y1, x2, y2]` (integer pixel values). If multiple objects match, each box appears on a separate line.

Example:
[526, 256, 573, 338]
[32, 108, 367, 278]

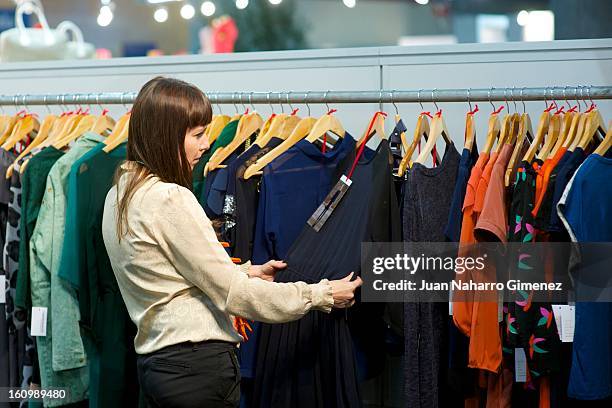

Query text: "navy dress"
[252, 135, 356, 264]
[253, 140, 401, 408]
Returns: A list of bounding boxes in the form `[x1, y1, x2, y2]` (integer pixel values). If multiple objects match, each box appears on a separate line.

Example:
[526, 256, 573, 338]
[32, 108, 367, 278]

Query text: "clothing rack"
[0, 86, 611, 107]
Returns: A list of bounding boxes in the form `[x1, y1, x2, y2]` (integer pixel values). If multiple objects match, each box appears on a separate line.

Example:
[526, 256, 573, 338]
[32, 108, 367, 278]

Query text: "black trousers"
[137, 340, 240, 408]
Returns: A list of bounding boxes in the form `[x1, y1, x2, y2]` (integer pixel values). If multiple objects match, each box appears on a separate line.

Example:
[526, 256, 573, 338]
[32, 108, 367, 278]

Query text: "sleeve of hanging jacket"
[156, 183, 334, 321]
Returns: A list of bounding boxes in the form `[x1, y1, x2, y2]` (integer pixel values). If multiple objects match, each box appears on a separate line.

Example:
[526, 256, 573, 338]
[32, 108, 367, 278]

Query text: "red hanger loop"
[555, 106, 565, 115]
[435, 109, 443, 118]
[468, 104, 479, 115]
[420, 111, 433, 119]
[432, 145, 439, 167]
[347, 111, 385, 179]
[327, 108, 338, 115]
[322, 133, 327, 154]
[291, 108, 299, 116]
[102, 108, 109, 116]
[567, 105, 578, 113]
[544, 102, 557, 113]
[244, 108, 250, 115]
[585, 103, 596, 114]
[493, 105, 505, 115]
[16, 109, 26, 117]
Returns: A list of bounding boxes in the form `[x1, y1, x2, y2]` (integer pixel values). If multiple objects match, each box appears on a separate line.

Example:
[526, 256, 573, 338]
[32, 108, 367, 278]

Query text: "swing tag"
[307, 175, 352, 232]
[514, 348, 527, 382]
[31, 307, 48, 337]
[0, 275, 5, 304]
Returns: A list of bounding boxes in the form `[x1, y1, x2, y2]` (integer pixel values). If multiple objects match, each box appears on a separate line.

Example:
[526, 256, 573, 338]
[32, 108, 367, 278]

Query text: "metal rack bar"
[0, 86, 610, 106]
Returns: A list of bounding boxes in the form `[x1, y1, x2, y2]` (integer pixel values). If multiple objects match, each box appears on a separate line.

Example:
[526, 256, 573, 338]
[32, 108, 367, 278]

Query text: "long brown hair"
[115, 76, 212, 238]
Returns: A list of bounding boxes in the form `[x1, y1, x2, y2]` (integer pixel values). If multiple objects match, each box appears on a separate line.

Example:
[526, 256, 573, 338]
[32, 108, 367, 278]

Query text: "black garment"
[229, 137, 283, 262]
[402, 143, 460, 408]
[253, 141, 400, 408]
[534, 150, 571, 231]
[548, 148, 586, 232]
[137, 340, 240, 408]
[443, 144, 479, 404]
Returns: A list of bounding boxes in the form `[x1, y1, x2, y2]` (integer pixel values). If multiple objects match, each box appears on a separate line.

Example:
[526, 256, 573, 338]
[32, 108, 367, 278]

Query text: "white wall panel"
[0, 39, 610, 152]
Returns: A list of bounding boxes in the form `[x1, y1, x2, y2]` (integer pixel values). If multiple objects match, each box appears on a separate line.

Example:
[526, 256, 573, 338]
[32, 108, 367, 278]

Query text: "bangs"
[185, 89, 213, 130]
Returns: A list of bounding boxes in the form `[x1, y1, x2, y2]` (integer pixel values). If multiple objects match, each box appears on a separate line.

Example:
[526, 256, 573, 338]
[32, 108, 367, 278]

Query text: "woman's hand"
[248, 260, 287, 282]
[329, 272, 362, 309]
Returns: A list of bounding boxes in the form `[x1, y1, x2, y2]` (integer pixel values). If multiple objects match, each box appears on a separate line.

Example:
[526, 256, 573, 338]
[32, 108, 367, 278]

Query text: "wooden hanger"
[90, 113, 116, 136]
[464, 112, 476, 151]
[6, 114, 57, 179]
[40, 110, 84, 148]
[255, 113, 288, 147]
[593, 121, 612, 156]
[0, 113, 23, 145]
[504, 113, 520, 146]
[207, 114, 231, 144]
[493, 113, 514, 154]
[306, 111, 345, 144]
[207, 111, 263, 172]
[1, 113, 40, 151]
[242, 115, 316, 180]
[536, 110, 563, 160]
[578, 107, 607, 150]
[278, 114, 301, 140]
[0, 114, 20, 142]
[357, 112, 385, 148]
[505, 113, 534, 187]
[103, 112, 131, 153]
[522, 103, 554, 163]
[563, 111, 585, 151]
[549, 109, 575, 158]
[415, 110, 450, 165]
[53, 113, 96, 149]
[397, 112, 430, 177]
[482, 109, 502, 154]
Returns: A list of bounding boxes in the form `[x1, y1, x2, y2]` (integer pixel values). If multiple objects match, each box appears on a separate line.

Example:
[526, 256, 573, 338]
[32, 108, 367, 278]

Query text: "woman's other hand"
[329, 272, 362, 309]
[248, 260, 287, 282]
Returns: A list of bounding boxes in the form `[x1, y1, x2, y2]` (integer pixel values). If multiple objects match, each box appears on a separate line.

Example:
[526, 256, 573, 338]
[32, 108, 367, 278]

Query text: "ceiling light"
[97, 9, 113, 27]
[236, 0, 249, 10]
[269, 0, 283, 5]
[517, 10, 529, 26]
[343, 0, 356, 8]
[154, 7, 168, 23]
[201, 1, 216, 17]
[180, 4, 196, 19]
[100, 5, 113, 17]
[415, 0, 429, 5]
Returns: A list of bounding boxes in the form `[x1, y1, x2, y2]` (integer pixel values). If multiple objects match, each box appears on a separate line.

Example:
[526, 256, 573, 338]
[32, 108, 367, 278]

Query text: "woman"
[102, 77, 362, 408]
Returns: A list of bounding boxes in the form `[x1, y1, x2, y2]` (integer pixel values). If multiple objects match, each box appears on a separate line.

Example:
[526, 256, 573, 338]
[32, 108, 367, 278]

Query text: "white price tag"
[561, 305, 575, 343]
[0, 275, 5, 304]
[552, 305, 564, 337]
[514, 348, 527, 383]
[31, 307, 48, 337]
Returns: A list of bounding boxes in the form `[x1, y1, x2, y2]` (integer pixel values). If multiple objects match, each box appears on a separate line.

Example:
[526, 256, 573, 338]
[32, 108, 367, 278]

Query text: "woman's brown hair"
[115, 76, 212, 238]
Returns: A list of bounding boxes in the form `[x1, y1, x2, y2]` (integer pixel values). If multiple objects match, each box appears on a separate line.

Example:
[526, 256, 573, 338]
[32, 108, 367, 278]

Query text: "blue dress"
[253, 140, 400, 408]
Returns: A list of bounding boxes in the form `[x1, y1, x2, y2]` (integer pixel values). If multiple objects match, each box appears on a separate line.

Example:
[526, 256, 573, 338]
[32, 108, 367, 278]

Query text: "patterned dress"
[505, 161, 561, 390]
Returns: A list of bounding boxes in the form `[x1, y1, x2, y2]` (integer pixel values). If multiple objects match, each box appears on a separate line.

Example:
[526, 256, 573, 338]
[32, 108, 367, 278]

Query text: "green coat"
[30, 133, 106, 406]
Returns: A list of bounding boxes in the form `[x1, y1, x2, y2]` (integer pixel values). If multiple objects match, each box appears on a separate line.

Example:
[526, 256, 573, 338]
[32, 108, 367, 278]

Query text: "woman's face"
[184, 126, 210, 169]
